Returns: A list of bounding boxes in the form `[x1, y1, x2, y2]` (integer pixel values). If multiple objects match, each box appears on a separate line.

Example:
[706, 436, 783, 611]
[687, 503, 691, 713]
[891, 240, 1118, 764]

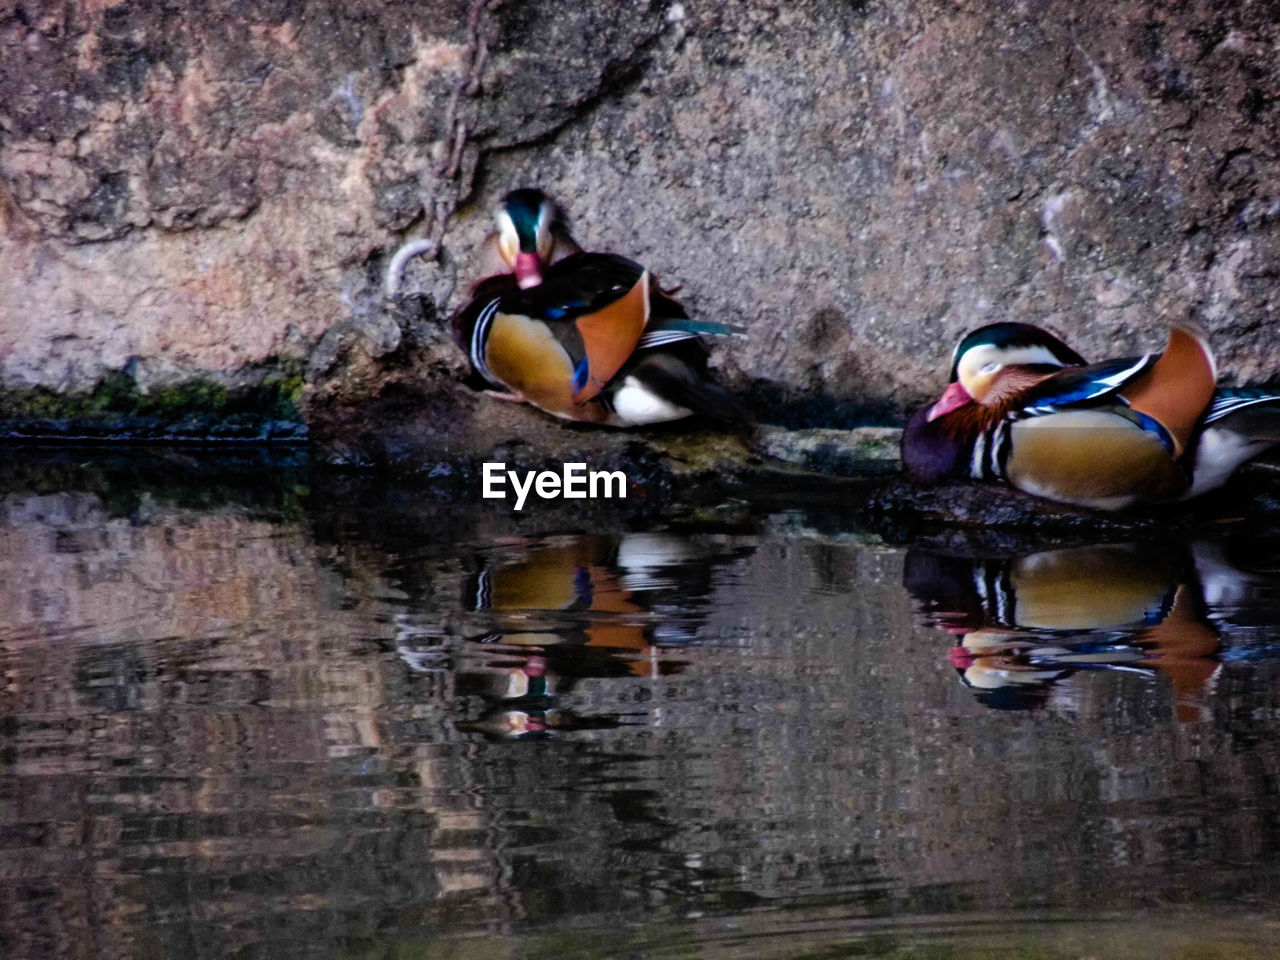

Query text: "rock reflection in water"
[905, 537, 1280, 720]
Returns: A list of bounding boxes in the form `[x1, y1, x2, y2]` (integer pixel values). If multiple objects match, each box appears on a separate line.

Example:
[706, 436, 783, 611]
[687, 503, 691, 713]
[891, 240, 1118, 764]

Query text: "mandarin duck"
[902, 321, 1280, 510]
[451, 188, 743, 427]
[463, 536, 645, 651]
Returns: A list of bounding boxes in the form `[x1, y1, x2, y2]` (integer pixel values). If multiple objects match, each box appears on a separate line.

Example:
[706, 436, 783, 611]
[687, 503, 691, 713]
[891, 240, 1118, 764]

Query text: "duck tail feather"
[627, 352, 747, 423]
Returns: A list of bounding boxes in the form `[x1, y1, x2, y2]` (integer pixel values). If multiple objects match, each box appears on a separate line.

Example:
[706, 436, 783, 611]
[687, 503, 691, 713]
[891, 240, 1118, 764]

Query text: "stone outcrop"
[2, 0, 1278, 452]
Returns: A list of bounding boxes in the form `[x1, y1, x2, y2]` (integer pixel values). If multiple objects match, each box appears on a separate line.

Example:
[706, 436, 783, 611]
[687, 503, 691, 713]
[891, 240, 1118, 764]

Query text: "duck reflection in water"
[451, 533, 741, 738]
[902, 539, 1275, 721]
[461, 653, 567, 740]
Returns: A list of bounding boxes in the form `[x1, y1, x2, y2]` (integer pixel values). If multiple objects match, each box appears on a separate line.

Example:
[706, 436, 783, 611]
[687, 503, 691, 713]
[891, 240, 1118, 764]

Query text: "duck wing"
[1014, 354, 1155, 415]
[1203, 387, 1280, 427]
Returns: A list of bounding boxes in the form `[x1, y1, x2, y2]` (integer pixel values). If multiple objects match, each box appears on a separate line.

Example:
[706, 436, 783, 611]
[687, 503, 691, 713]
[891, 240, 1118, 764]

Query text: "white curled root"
[384, 238, 437, 298]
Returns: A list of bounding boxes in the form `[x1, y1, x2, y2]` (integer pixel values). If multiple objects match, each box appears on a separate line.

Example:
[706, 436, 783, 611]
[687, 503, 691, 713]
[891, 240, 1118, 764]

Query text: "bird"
[902, 320, 1280, 510]
[462, 535, 646, 651]
[450, 188, 744, 427]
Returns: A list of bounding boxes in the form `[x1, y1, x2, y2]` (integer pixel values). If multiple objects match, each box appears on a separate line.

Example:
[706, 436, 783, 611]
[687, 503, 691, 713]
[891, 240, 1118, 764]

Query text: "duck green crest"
[500, 188, 557, 252]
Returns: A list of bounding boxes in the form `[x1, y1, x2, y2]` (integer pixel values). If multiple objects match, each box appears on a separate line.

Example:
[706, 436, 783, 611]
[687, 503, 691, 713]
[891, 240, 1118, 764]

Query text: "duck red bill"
[927, 382, 974, 421]
[514, 253, 543, 288]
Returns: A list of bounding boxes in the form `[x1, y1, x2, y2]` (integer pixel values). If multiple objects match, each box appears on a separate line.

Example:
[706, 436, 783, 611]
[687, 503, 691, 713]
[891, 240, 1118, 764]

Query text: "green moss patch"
[0, 370, 308, 443]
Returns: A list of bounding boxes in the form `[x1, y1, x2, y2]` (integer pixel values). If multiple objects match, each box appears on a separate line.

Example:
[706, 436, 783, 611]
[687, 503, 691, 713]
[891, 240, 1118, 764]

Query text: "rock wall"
[2, 0, 1278, 439]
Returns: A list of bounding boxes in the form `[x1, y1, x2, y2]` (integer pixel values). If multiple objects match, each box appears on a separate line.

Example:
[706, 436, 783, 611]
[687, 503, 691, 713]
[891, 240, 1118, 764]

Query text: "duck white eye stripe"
[471, 299, 501, 385]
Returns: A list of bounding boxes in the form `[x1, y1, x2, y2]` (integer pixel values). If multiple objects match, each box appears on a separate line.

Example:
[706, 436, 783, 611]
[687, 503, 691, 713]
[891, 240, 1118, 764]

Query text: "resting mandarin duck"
[451, 188, 743, 427]
[902, 321, 1280, 510]
[463, 536, 646, 652]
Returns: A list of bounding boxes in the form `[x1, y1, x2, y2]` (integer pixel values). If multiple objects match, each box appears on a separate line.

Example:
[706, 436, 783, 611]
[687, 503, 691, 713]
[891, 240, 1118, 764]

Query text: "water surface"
[2, 450, 1280, 959]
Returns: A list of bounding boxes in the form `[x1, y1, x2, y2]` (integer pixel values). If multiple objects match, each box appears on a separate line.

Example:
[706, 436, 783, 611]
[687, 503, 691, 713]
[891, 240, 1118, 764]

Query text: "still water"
[3, 450, 1280, 959]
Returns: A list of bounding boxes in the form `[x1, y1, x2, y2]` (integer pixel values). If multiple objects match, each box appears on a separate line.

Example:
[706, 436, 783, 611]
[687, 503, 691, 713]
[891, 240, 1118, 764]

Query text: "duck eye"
[979, 361, 1001, 375]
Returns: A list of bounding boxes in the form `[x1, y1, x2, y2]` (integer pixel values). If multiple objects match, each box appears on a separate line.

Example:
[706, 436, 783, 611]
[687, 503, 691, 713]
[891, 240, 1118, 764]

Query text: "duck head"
[926, 322, 1088, 421]
[496, 188, 564, 288]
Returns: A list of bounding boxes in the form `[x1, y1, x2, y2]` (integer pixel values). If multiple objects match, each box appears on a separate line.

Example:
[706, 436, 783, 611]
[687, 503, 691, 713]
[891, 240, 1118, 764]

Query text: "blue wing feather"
[652, 318, 745, 337]
[1017, 354, 1154, 414]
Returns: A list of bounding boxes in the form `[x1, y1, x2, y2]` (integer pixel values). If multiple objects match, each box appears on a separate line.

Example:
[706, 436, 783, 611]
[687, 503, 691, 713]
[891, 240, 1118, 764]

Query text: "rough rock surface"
[2, 0, 1278, 448]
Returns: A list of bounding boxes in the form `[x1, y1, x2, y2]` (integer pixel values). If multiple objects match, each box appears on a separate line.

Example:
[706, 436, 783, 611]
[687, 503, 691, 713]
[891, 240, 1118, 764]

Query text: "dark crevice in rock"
[476, 18, 671, 163]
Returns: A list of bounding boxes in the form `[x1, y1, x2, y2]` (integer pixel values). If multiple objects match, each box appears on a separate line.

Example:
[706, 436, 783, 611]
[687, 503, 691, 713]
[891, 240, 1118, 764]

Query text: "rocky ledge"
[297, 361, 1280, 534]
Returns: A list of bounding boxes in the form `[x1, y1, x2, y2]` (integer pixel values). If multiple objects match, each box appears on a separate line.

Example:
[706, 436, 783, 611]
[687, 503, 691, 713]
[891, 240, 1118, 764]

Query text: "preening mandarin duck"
[451, 188, 743, 427]
[902, 321, 1280, 510]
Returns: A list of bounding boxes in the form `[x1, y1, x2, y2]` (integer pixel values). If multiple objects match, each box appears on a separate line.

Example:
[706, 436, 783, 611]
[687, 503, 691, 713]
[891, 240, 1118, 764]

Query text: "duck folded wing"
[1014, 354, 1155, 414]
[639, 314, 746, 349]
[1202, 388, 1280, 430]
[1179, 388, 1280, 501]
[608, 343, 747, 425]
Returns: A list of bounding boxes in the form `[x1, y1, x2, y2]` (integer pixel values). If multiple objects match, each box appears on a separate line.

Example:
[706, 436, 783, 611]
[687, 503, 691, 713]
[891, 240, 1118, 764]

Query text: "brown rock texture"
[2, 0, 1278, 445]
